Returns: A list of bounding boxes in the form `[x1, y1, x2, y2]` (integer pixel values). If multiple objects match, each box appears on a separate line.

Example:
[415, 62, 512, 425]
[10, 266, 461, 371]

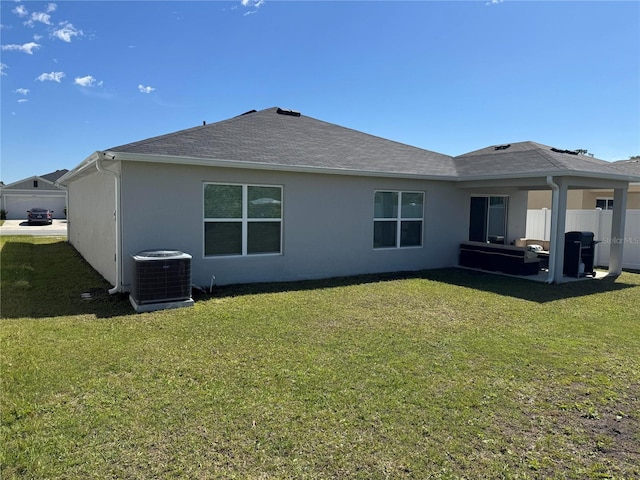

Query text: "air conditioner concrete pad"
[129, 296, 194, 313]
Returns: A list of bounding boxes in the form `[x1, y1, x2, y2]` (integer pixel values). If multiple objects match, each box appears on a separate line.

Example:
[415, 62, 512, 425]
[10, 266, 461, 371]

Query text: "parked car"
[27, 208, 53, 225]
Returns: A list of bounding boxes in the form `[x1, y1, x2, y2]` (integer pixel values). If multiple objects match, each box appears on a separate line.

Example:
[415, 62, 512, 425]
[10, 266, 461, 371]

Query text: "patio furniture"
[459, 241, 541, 276]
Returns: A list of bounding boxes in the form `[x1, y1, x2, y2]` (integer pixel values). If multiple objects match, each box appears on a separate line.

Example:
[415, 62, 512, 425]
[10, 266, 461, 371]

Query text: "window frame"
[373, 190, 425, 249]
[203, 182, 283, 257]
[595, 198, 614, 210]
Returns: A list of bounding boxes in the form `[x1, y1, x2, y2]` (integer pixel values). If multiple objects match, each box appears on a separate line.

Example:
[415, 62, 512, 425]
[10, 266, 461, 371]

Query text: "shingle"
[108, 107, 458, 178]
[40, 169, 69, 182]
[611, 159, 640, 176]
[454, 141, 631, 178]
[106, 109, 638, 182]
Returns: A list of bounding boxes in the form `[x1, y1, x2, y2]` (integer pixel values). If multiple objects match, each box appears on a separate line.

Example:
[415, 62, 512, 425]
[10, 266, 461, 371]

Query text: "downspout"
[96, 152, 122, 295]
[546, 176, 559, 284]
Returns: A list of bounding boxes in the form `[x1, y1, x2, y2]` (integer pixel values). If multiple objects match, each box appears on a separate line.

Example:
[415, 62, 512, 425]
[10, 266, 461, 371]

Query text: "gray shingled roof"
[611, 159, 640, 177]
[108, 107, 457, 178]
[454, 141, 633, 179]
[41, 169, 69, 182]
[102, 107, 637, 182]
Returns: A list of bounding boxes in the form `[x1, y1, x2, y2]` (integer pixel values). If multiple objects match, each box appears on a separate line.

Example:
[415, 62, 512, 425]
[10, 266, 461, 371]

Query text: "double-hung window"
[373, 191, 424, 248]
[204, 183, 282, 256]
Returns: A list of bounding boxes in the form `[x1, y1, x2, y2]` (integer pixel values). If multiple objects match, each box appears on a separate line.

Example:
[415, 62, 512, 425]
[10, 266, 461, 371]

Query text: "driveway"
[0, 219, 68, 237]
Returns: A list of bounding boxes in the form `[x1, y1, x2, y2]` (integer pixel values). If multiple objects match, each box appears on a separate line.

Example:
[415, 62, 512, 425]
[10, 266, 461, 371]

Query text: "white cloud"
[241, 0, 265, 15]
[46, 3, 57, 13]
[138, 84, 155, 94]
[18, 99, 28, 103]
[1, 42, 41, 54]
[0, 63, 7, 76]
[13, 5, 29, 18]
[485, 0, 504, 5]
[15, 88, 30, 95]
[52, 21, 82, 42]
[28, 11, 53, 26]
[36, 71, 65, 82]
[74, 75, 103, 87]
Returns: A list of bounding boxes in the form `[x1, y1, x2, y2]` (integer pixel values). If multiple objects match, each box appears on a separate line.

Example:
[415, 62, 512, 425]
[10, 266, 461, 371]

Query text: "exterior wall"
[527, 190, 584, 209]
[528, 187, 640, 210]
[119, 162, 470, 289]
[506, 190, 529, 242]
[67, 167, 118, 285]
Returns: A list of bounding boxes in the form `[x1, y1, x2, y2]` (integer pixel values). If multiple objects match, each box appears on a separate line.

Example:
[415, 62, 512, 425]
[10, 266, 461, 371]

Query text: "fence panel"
[526, 209, 640, 270]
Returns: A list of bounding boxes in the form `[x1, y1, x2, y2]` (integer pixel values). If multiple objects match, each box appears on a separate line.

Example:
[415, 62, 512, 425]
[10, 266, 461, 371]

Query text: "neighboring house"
[528, 158, 640, 210]
[0, 169, 69, 220]
[58, 107, 639, 290]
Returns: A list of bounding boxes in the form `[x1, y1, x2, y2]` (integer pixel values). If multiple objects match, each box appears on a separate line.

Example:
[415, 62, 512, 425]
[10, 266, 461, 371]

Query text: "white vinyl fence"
[526, 209, 640, 270]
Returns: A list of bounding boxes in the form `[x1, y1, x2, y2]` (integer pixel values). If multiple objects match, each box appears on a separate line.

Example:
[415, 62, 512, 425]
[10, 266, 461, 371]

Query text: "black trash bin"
[563, 231, 597, 277]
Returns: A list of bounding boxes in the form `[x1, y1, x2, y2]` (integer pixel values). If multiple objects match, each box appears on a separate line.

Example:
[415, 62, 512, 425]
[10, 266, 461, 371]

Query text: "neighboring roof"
[107, 107, 457, 179]
[453, 141, 637, 181]
[611, 159, 640, 177]
[41, 169, 69, 183]
[1, 169, 69, 190]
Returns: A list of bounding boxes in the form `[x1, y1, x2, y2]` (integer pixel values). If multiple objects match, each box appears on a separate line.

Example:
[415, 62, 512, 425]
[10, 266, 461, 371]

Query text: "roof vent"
[276, 108, 301, 117]
[551, 147, 579, 155]
[494, 144, 511, 151]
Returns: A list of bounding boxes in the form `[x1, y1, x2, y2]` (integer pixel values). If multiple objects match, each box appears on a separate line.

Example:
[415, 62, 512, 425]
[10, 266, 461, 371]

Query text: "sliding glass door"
[469, 196, 508, 244]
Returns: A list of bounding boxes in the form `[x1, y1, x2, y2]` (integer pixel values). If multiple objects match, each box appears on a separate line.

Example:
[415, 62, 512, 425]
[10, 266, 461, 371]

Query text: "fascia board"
[103, 151, 460, 181]
[56, 152, 101, 185]
[456, 170, 640, 184]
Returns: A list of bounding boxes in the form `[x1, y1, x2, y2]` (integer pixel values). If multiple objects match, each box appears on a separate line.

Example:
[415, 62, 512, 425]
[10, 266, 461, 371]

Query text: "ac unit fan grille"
[131, 251, 192, 305]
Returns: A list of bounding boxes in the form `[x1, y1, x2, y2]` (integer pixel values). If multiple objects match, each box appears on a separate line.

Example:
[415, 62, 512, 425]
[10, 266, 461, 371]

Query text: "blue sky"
[1, 0, 639, 185]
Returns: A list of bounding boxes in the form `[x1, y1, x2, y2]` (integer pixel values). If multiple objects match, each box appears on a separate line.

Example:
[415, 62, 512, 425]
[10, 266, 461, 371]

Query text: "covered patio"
[454, 142, 638, 283]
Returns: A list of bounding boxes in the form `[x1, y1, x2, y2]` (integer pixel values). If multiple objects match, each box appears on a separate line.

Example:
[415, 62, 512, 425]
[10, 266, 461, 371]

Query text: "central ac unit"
[129, 250, 194, 312]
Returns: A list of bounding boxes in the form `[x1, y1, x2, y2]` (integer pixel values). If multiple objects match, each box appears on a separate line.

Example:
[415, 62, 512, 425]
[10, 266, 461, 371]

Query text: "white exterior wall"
[67, 167, 118, 285]
[119, 162, 470, 289]
[506, 190, 528, 243]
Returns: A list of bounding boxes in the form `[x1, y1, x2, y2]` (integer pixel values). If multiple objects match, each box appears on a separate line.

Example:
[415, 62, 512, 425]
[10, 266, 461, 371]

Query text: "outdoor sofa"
[459, 241, 542, 276]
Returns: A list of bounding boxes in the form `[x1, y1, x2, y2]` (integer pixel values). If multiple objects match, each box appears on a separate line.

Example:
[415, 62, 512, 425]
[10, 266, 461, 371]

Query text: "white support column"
[608, 187, 628, 277]
[550, 180, 569, 284]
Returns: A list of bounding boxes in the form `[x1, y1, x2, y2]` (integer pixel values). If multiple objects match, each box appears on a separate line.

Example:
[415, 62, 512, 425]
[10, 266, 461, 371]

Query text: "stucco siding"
[119, 162, 469, 289]
[528, 188, 640, 210]
[67, 167, 118, 285]
[506, 190, 529, 242]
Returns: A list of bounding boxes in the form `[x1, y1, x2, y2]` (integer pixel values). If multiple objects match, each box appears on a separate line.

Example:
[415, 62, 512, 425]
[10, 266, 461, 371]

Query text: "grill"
[563, 231, 598, 277]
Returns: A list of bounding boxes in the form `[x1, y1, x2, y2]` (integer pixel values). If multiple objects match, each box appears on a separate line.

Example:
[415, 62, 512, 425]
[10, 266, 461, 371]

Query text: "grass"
[1, 236, 639, 479]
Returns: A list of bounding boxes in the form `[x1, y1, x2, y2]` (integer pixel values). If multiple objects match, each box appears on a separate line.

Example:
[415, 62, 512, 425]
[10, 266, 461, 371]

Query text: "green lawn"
[1, 236, 639, 479]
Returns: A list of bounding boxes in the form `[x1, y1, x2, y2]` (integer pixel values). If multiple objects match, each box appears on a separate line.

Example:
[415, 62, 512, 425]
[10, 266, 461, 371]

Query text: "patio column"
[549, 178, 569, 284]
[608, 187, 628, 277]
